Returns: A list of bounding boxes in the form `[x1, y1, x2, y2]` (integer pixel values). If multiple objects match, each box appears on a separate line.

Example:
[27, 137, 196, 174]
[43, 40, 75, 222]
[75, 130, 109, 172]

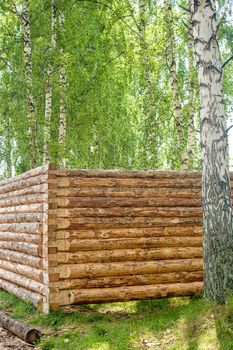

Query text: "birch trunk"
[21, 0, 37, 168]
[163, 0, 185, 169]
[58, 11, 67, 168]
[192, 0, 233, 303]
[138, 0, 157, 166]
[43, 2, 57, 163]
[187, 0, 196, 170]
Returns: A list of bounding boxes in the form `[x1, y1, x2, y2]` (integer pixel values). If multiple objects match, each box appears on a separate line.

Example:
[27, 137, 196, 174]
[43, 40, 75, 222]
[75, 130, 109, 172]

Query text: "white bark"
[192, 0, 233, 303]
[164, 0, 184, 168]
[58, 11, 67, 168]
[43, 1, 57, 163]
[21, 0, 37, 167]
[186, 0, 196, 170]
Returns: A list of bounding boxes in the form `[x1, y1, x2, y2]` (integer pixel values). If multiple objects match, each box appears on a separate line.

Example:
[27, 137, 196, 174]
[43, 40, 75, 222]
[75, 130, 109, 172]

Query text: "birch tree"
[43, 1, 57, 163]
[164, 0, 185, 169]
[21, 0, 37, 167]
[192, 0, 233, 303]
[58, 10, 67, 167]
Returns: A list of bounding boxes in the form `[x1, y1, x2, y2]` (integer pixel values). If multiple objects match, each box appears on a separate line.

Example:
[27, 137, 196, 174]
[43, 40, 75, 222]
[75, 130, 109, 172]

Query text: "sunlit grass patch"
[1, 291, 233, 349]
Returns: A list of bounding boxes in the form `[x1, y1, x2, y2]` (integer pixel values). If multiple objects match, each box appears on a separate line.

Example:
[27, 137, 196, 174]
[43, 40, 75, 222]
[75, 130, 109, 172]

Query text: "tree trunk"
[21, 0, 37, 168]
[163, 0, 184, 169]
[58, 11, 67, 168]
[43, 1, 57, 163]
[192, 0, 233, 303]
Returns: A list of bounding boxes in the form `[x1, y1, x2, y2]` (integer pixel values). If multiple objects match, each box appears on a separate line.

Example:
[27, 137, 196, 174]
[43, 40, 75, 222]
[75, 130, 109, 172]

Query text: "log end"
[26, 329, 41, 344]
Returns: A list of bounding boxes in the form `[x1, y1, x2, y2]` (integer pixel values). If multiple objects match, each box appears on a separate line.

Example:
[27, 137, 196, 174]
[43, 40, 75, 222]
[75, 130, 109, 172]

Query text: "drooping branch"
[222, 54, 233, 69]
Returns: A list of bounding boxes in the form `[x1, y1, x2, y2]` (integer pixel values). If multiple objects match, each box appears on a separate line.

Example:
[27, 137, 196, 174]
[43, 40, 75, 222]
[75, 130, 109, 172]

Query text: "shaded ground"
[0, 291, 233, 350]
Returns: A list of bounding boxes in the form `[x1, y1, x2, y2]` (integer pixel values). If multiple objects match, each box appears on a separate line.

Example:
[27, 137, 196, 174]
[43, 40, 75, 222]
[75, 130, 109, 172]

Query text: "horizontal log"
[57, 226, 203, 240]
[58, 217, 202, 230]
[58, 247, 202, 264]
[58, 207, 202, 218]
[58, 271, 203, 290]
[59, 258, 203, 279]
[57, 188, 201, 199]
[0, 203, 44, 214]
[57, 197, 201, 208]
[0, 242, 41, 257]
[0, 232, 41, 244]
[0, 278, 43, 305]
[0, 185, 46, 200]
[55, 169, 202, 178]
[0, 213, 44, 223]
[64, 282, 203, 305]
[56, 177, 202, 189]
[58, 236, 202, 252]
[0, 260, 45, 283]
[0, 222, 43, 234]
[0, 269, 46, 295]
[0, 311, 41, 344]
[0, 174, 47, 196]
[0, 250, 42, 269]
[0, 164, 49, 187]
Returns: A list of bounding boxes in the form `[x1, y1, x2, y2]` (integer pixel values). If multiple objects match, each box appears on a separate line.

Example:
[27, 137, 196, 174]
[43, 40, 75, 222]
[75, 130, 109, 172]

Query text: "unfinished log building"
[0, 164, 203, 312]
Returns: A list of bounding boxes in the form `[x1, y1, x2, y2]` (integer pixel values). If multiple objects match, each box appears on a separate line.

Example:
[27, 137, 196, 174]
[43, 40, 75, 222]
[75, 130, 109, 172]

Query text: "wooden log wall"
[0, 164, 54, 313]
[48, 168, 204, 308]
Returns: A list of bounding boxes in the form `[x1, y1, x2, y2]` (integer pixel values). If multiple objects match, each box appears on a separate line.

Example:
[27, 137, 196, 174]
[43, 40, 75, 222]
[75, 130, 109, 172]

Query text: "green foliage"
[0, 0, 232, 174]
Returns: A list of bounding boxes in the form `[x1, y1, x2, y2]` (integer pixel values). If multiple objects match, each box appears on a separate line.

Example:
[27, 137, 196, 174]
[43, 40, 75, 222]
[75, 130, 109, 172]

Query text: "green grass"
[0, 291, 233, 349]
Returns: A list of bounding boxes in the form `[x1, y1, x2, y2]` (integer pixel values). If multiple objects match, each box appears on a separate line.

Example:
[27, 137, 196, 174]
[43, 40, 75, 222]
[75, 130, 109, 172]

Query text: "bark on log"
[58, 207, 202, 218]
[0, 260, 44, 283]
[0, 203, 44, 214]
[58, 271, 203, 290]
[57, 226, 203, 240]
[58, 247, 202, 264]
[0, 223, 43, 234]
[0, 186, 46, 200]
[62, 281, 203, 305]
[0, 174, 47, 195]
[0, 311, 41, 344]
[57, 177, 202, 189]
[54, 168, 201, 178]
[0, 164, 48, 187]
[0, 269, 45, 294]
[58, 217, 202, 230]
[0, 232, 41, 244]
[59, 258, 203, 279]
[0, 278, 42, 305]
[0, 213, 44, 223]
[57, 236, 202, 252]
[0, 250, 42, 269]
[57, 187, 201, 199]
[57, 197, 201, 208]
[0, 242, 41, 257]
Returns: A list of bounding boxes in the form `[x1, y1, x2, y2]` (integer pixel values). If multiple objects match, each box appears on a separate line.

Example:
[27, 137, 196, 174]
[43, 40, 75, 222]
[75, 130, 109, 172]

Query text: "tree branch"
[222, 54, 233, 69]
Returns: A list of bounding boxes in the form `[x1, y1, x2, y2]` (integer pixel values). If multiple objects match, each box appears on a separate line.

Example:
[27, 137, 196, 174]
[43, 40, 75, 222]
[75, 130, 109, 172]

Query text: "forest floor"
[0, 291, 233, 350]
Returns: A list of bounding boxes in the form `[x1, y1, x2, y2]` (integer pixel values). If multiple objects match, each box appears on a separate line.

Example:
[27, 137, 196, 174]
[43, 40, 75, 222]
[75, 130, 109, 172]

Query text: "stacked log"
[0, 164, 50, 309]
[50, 168, 204, 306]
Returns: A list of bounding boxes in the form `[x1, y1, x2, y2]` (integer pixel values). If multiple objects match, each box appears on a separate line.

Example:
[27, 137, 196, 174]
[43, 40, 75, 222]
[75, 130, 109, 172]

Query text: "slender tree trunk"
[192, 0, 233, 303]
[164, 0, 185, 169]
[5, 119, 13, 178]
[21, 0, 37, 168]
[58, 11, 67, 168]
[186, 0, 196, 170]
[43, 1, 56, 163]
[139, 0, 157, 166]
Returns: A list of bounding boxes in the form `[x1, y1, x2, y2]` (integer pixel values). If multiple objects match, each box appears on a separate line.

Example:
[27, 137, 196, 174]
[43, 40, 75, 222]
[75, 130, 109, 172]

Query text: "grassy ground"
[0, 291, 233, 350]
